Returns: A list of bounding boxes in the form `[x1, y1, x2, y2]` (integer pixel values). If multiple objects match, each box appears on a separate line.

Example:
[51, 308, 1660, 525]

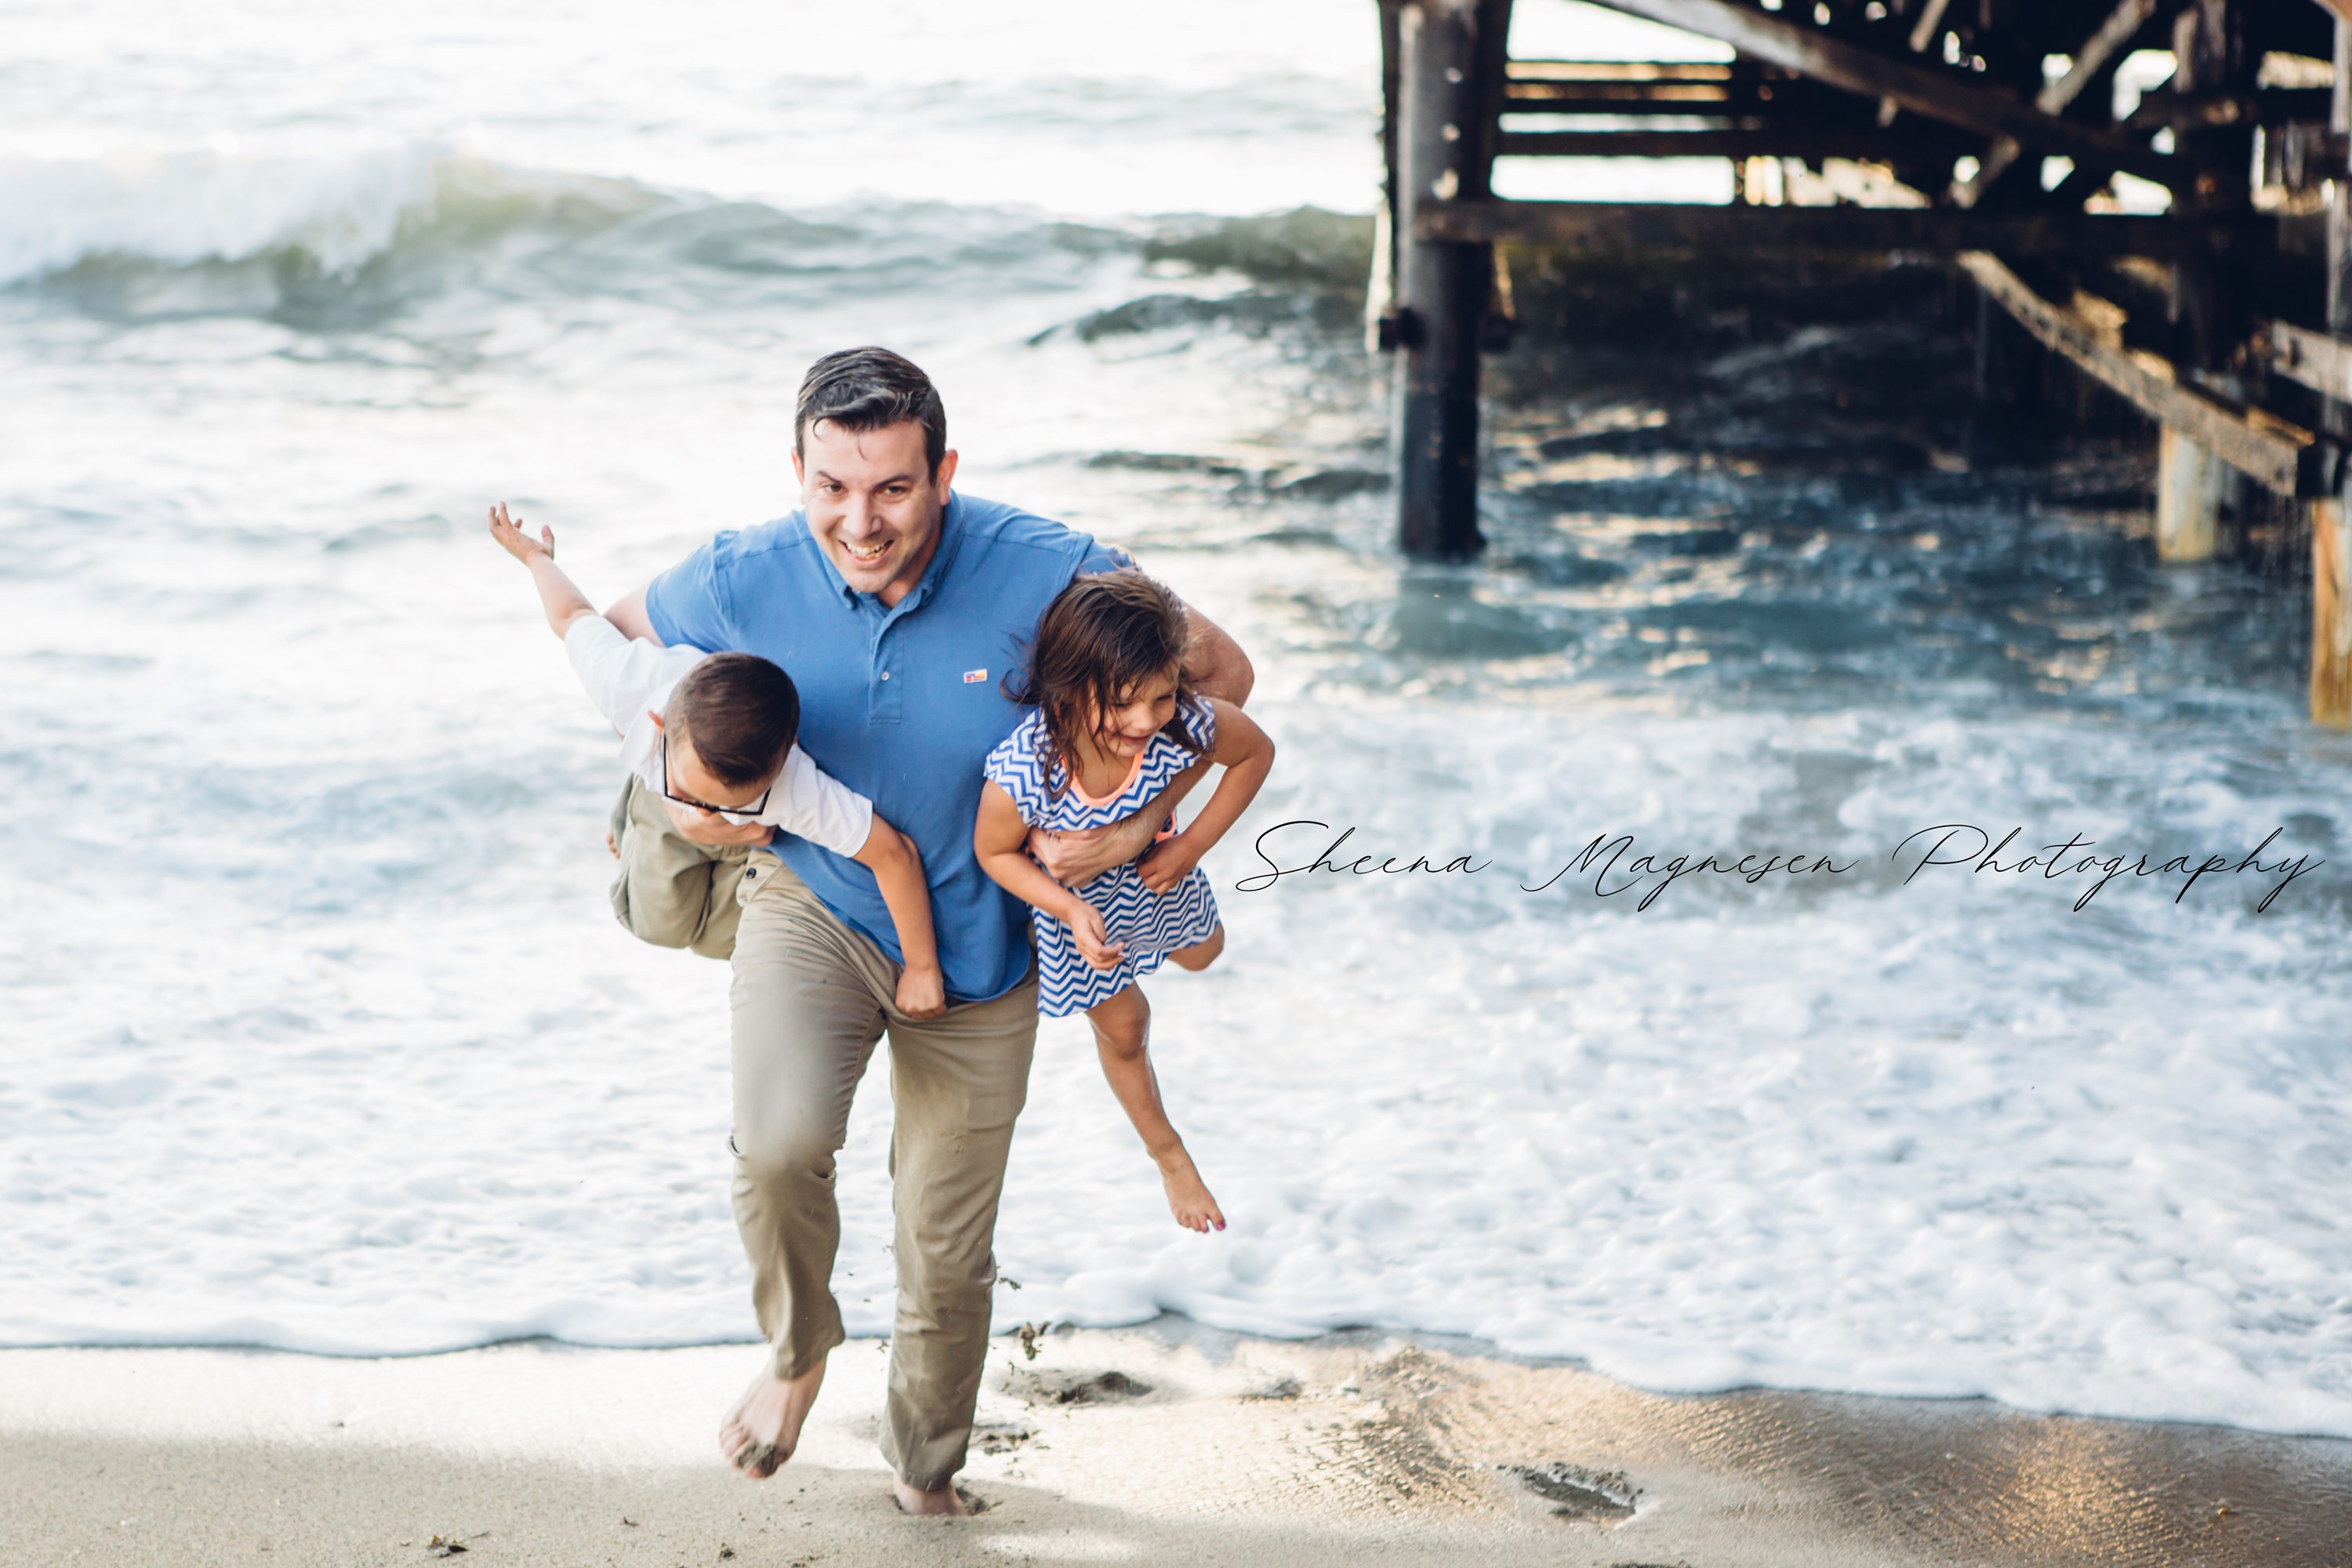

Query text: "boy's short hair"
[666, 653, 800, 787]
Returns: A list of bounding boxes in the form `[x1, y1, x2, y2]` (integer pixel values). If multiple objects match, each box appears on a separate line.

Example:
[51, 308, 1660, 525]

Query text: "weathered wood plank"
[1953, 0, 2163, 207]
[1586, 0, 2194, 188]
[2263, 318, 2352, 399]
[1497, 129, 1960, 159]
[1958, 252, 2321, 496]
[2327, 16, 2352, 437]
[2314, 497, 2352, 727]
[1508, 60, 1735, 82]
[1417, 198, 2253, 260]
[1908, 0, 1952, 55]
[2319, 15, 2351, 728]
[1370, 0, 1403, 353]
[2157, 424, 2223, 561]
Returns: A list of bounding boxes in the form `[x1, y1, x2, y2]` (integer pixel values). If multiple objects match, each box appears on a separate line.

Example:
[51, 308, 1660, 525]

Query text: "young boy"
[486, 503, 946, 1019]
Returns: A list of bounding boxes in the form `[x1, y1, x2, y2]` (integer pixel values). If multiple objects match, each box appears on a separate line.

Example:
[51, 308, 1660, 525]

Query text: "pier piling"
[1390, 0, 1512, 561]
[2158, 426, 2228, 561]
[1370, 0, 2352, 724]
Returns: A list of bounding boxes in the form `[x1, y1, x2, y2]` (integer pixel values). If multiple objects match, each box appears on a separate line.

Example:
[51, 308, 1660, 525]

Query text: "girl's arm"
[975, 782, 1126, 970]
[1135, 698, 1274, 894]
[848, 816, 946, 1019]
[487, 503, 597, 638]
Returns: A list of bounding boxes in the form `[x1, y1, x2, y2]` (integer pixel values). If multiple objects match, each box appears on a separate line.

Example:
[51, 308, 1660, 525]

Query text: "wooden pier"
[1370, 0, 2352, 726]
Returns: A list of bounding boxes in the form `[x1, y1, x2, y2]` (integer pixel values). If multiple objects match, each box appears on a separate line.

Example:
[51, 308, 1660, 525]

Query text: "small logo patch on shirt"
[964, 668, 989, 684]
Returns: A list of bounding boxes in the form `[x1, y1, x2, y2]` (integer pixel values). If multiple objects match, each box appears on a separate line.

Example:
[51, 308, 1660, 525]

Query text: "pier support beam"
[1972, 277, 2045, 448]
[2324, 16, 2352, 727]
[2156, 426, 2224, 562]
[1392, 0, 1508, 561]
[2314, 499, 2352, 727]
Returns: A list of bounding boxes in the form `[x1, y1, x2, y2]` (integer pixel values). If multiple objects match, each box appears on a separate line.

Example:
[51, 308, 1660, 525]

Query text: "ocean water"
[5, 0, 2351, 1444]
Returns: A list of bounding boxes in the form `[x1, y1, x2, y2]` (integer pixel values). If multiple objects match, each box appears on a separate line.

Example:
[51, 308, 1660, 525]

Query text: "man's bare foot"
[717, 1351, 827, 1479]
[1155, 1147, 1225, 1232]
[891, 1478, 972, 1515]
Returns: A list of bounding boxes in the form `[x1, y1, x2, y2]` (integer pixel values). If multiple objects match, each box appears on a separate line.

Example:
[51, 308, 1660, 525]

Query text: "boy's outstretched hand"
[488, 501, 555, 564]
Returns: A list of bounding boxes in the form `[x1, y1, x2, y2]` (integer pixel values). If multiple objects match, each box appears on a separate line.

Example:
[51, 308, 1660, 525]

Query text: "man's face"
[793, 418, 959, 604]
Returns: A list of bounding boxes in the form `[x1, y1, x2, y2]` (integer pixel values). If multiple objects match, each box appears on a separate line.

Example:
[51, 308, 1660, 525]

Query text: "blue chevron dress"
[983, 695, 1223, 1017]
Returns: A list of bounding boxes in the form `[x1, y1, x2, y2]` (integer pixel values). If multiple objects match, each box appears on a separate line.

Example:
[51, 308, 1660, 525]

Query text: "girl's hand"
[1135, 833, 1202, 894]
[1062, 899, 1125, 971]
[487, 502, 555, 564]
[895, 964, 947, 1021]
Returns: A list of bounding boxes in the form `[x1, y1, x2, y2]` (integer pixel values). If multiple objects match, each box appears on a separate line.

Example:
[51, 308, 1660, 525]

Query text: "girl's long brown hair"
[1006, 568, 1208, 800]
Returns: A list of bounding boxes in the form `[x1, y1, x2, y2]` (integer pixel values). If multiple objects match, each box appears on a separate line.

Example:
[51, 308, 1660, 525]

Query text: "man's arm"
[604, 585, 661, 644]
[1027, 754, 1210, 889]
[1179, 601, 1253, 708]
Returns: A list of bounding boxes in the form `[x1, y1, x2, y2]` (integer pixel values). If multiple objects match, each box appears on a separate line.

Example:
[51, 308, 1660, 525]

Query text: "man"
[604, 347, 1254, 1514]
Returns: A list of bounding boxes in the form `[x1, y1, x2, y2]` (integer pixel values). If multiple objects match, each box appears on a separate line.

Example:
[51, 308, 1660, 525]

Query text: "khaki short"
[604, 772, 752, 960]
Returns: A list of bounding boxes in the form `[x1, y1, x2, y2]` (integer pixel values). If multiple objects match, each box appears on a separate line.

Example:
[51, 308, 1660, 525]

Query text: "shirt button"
[880, 671, 891, 681]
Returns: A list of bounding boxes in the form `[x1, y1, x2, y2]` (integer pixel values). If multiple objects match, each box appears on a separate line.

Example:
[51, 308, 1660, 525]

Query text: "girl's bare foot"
[1155, 1147, 1225, 1232]
[717, 1351, 827, 1479]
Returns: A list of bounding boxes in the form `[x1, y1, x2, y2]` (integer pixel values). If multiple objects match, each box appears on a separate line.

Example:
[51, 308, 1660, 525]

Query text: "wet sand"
[5, 1319, 2348, 1568]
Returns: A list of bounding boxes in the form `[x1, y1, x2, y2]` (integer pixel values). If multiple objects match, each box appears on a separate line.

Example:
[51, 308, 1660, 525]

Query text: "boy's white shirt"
[564, 615, 873, 858]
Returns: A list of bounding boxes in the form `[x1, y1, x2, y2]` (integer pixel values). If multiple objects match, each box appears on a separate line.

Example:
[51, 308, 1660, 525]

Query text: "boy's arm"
[487, 503, 598, 638]
[1135, 699, 1274, 894]
[849, 817, 946, 1019]
[976, 782, 1125, 967]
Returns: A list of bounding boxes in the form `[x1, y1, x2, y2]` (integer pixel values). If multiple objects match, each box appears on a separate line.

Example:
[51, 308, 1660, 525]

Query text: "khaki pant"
[606, 774, 751, 960]
[726, 855, 1039, 1491]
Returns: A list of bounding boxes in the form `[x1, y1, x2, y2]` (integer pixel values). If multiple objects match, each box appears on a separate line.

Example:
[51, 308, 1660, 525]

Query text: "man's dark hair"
[793, 347, 947, 477]
[666, 653, 800, 789]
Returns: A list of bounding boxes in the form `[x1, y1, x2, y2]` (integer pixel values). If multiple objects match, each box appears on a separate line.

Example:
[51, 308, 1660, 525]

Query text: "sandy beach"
[6, 1319, 2348, 1568]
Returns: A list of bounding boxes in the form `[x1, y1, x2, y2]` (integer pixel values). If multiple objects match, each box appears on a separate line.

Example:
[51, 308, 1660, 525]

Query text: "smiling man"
[604, 347, 1253, 1514]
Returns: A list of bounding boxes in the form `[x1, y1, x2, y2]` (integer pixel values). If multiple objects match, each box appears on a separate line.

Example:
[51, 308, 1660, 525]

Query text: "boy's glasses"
[661, 731, 771, 818]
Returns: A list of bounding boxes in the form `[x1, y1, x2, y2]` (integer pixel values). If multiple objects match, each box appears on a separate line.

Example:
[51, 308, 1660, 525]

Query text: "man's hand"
[664, 798, 775, 848]
[1134, 833, 1203, 894]
[1027, 815, 1161, 888]
[895, 964, 948, 1021]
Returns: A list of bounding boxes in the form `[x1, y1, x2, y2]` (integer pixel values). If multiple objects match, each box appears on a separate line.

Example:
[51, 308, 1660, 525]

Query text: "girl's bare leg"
[1165, 923, 1224, 973]
[1086, 984, 1225, 1232]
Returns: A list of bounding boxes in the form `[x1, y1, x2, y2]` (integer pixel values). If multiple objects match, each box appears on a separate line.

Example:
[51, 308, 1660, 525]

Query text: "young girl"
[974, 568, 1276, 1233]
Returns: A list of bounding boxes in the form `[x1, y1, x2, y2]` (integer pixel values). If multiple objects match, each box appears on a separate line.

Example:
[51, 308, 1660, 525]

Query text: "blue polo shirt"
[644, 492, 1126, 1003]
